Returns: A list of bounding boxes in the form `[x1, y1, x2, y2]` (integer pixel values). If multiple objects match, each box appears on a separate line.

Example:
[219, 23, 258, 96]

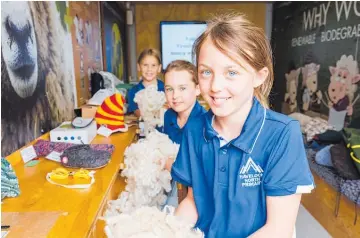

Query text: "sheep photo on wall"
[1, 1, 76, 156]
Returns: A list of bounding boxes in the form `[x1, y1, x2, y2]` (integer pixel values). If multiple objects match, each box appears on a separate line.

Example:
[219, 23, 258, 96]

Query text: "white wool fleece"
[104, 206, 204, 238]
[105, 130, 180, 216]
[134, 84, 166, 129]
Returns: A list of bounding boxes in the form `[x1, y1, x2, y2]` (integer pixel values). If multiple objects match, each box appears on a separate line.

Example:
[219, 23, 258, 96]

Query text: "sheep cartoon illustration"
[324, 55, 360, 130]
[284, 68, 301, 113]
[301, 63, 322, 112]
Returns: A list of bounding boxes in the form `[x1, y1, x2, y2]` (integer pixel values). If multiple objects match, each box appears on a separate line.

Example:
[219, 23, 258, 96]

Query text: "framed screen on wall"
[160, 21, 207, 70]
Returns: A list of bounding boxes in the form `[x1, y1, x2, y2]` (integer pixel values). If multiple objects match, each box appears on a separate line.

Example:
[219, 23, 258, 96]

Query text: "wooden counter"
[1, 127, 136, 238]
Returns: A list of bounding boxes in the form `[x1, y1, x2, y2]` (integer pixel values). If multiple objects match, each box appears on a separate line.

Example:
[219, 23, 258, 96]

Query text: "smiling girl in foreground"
[171, 13, 314, 237]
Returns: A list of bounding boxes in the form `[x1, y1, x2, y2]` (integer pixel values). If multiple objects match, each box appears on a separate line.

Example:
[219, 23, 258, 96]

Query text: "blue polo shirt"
[171, 98, 315, 237]
[163, 101, 206, 207]
[126, 79, 165, 114]
[163, 101, 206, 144]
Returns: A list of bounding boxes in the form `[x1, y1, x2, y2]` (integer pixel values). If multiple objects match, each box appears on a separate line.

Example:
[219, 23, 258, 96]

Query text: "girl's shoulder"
[183, 112, 209, 136]
[164, 108, 177, 120]
[261, 109, 303, 145]
[264, 108, 297, 128]
[129, 81, 144, 92]
[157, 79, 165, 90]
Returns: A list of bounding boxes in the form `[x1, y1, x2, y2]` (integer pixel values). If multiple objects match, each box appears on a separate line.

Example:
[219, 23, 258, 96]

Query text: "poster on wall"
[68, 1, 102, 106]
[272, 1, 360, 130]
[102, 2, 127, 82]
[1, 1, 76, 156]
[160, 21, 207, 70]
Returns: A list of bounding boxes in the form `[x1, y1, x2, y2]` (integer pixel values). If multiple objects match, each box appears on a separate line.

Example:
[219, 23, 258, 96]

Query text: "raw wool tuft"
[134, 84, 166, 132]
[105, 130, 179, 216]
[104, 206, 204, 238]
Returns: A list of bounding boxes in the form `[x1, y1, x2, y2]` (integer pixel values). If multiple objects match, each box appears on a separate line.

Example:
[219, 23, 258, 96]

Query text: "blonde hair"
[164, 60, 198, 84]
[193, 12, 274, 108]
[137, 48, 161, 64]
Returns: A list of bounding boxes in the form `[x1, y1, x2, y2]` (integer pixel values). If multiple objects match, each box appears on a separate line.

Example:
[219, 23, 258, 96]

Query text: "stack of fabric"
[1, 157, 20, 200]
[303, 117, 360, 223]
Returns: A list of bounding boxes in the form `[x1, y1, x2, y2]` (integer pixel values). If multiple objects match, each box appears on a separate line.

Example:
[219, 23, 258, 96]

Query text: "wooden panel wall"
[135, 2, 266, 61]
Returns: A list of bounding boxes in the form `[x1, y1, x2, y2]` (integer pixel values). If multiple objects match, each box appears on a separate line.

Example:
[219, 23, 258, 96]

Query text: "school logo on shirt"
[239, 157, 263, 187]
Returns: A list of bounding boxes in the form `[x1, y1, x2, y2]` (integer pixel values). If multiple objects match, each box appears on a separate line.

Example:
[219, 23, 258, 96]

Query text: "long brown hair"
[193, 12, 273, 108]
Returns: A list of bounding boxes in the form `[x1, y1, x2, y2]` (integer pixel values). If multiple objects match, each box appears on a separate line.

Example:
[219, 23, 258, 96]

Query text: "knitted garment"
[95, 93, 128, 132]
[1, 157, 20, 200]
[33, 139, 114, 156]
[60, 145, 112, 169]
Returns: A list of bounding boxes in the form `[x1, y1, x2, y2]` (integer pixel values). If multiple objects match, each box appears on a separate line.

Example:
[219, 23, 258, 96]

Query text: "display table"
[1, 127, 136, 238]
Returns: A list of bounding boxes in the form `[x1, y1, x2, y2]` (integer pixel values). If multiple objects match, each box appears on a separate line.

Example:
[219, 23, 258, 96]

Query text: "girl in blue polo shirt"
[171, 13, 315, 237]
[126, 48, 165, 116]
[162, 60, 206, 208]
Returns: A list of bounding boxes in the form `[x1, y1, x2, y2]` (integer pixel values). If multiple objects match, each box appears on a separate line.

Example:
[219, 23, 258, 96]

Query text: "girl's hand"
[174, 187, 198, 225]
[165, 157, 175, 172]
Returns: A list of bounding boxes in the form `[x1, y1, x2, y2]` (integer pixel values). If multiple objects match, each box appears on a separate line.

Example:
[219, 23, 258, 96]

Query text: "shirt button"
[220, 167, 226, 172]
[222, 149, 227, 154]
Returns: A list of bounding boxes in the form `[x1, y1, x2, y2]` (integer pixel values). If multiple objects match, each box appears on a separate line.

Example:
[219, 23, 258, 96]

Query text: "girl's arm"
[254, 120, 313, 237]
[164, 157, 174, 172]
[248, 194, 301, 238]
[174, 187, 198, 225]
